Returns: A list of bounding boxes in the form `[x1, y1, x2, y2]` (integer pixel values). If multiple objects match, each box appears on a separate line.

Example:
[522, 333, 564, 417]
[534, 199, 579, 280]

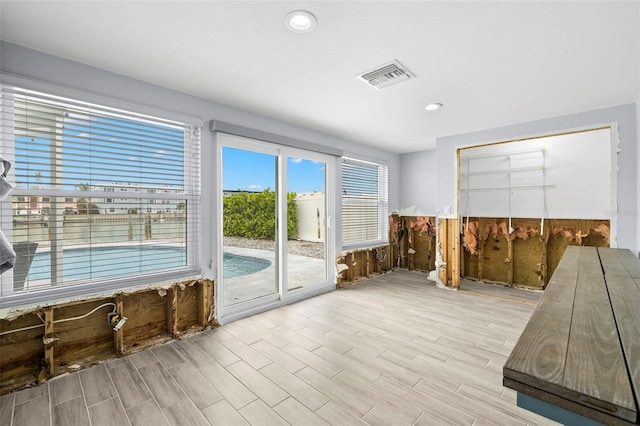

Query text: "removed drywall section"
[436, 104, 638, 251]
[0, 279, 214, 395]
[336, 245, 391, 287]
[461, 217, 609, 289]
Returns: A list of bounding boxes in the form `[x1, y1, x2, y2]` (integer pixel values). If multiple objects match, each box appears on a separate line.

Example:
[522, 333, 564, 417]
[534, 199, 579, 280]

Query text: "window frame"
[340, 156, 389, 250]
[0, 78, 204, 309]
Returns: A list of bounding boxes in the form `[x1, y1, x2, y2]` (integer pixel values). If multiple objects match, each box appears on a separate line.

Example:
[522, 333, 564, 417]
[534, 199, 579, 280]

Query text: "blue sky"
[222, 147, 325, 193]
[15, 114, 185, 190]
[15, 110, 325, 193]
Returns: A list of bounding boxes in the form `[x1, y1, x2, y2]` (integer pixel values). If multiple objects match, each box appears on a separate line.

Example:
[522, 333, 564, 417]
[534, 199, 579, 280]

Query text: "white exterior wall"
[295, 192, 325, 243]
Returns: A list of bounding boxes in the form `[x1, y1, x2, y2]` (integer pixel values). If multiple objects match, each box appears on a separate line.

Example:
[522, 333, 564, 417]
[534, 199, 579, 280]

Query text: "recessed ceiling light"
[425, 103, 443, 111]
[285, 10, 317, 33]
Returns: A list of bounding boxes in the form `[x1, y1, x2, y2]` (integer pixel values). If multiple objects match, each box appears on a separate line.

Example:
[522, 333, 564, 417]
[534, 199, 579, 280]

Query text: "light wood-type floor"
[0, 271, 559, 426]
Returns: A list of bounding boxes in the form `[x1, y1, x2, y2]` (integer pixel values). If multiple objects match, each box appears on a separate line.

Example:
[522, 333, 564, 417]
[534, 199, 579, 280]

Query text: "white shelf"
[461, 184, 555, 193]
[460, 148, 544, 162]
[460, 165, 544, 178]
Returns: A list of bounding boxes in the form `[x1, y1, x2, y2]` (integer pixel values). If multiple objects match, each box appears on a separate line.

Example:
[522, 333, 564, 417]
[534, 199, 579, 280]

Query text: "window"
[0, 86, 201, 303]
[341, 158, 388, 247]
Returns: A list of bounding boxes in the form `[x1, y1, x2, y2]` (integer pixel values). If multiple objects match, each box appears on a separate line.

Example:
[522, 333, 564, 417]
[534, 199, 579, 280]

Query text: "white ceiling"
[1, 1, 638, 153]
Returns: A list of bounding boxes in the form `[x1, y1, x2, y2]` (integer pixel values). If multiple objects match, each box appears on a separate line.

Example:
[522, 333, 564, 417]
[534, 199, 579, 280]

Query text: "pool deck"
[15, 243, 327, 304]
[223, 245, 327, 306]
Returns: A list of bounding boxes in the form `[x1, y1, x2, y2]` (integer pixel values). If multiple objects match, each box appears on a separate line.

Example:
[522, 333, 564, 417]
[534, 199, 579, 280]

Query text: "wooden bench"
[504, 246, 640, 425]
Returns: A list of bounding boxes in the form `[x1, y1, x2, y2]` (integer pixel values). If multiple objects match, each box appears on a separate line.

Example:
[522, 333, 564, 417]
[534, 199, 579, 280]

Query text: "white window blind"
[341, 157, 388, 247]
[0, 86, 201, 300]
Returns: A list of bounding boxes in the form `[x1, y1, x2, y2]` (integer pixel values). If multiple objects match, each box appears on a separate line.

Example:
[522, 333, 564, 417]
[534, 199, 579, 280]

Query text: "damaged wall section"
[0, 279, 214, 395]
[336, 215, 437, 287]
[461, 218, 609, 289]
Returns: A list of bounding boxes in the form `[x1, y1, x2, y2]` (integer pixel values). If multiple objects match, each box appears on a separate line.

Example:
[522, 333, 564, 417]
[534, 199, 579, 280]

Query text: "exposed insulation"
[484, 220, 510, 240]
[389, 214, 401, 245]
[406, 216, 435, 272]
[513, 236, 544, 288]
[511, 224, 540, 240]
[462, 218, 609, 289]
[586, 224, 610, 246]
[462, 220, 480, 255]
[409, 216, 434, 235]
[481, 233, 510, 284]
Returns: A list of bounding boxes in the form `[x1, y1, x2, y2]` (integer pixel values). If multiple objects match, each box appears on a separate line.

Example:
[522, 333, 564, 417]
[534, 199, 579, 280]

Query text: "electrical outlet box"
[107, 312, 120, 327]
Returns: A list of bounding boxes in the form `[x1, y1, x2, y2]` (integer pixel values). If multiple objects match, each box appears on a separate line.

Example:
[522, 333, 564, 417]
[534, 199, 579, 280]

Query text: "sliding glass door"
[217, 134, 333, 321]
[221, 145, 279, 306]
[286, 154, 327, 291]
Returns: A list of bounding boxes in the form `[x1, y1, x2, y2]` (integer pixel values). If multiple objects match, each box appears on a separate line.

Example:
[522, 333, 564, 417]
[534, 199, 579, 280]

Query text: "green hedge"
[223, 191, 297, 239]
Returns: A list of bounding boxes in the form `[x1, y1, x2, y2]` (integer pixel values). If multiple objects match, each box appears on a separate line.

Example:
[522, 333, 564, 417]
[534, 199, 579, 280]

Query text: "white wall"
[637, 95, 640, 256]
[436, 104, 638, 251]
[295, 193, 325, 243]
[399, 150, 437, 216]
[0, 42, 401, 277]
[459, 128, 612, 219]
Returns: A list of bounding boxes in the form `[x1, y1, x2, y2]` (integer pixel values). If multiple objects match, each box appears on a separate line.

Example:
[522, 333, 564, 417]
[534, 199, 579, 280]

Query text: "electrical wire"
[54, 303, 116, 323]
[0, 303, 116, 336]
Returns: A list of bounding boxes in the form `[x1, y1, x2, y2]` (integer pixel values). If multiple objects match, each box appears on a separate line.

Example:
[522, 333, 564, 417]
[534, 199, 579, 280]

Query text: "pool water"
[223, 252, 272, 278]
[27, 246, 271, 281]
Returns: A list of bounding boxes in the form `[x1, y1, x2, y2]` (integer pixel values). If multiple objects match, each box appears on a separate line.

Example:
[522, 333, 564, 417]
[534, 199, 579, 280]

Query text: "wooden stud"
[167, 287, 178, 338]
[366, 250, 370, 278]
[451, 218, 460, 288]
[459, 232, 465, 279]
[43, 307, 55, 377]
[197, 280, 209, 327]
[542, 219, 550, 287]
[507, 236, 514, 285]
[478, 237, 484, 281]
[114, 295, 124, 355]
[438, 218, 448, 286]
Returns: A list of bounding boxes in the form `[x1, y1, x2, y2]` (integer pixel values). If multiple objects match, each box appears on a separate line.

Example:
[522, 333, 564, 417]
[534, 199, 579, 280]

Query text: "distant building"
[222, 189, 259, 197]
[92, 182, 183, 214]
[14, 193, 77, 216]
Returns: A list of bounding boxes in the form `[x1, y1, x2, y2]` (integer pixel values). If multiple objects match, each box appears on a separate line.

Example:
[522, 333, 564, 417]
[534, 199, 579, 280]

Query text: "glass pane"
[287, 156, 327, 290]
[222, 147, 278, 306]
[12, 196, 188, 291]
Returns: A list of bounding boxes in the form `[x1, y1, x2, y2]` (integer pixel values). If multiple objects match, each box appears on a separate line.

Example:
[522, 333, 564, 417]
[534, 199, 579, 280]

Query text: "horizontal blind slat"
[1, 85, 201, 298]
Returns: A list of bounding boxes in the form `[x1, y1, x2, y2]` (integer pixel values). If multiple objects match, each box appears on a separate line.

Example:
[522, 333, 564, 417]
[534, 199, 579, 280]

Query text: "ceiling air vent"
[358, 60, 415, 90]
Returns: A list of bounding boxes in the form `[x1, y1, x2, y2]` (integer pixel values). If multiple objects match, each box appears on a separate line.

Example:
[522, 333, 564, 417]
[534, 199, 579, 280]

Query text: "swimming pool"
[27, 246, 271, 281]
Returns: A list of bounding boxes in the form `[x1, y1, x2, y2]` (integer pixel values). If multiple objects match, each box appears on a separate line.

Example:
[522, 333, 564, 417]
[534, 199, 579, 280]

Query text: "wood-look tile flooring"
[1, 271, 559, 425]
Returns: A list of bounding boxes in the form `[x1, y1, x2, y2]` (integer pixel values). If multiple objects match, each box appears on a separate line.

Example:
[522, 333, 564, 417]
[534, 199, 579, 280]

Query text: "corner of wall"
[636, 94, 640, 256]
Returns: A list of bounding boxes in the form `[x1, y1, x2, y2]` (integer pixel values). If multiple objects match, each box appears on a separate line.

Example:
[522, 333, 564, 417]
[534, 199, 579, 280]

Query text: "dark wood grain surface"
[599, 247, 640, 278]
[605, 274, 640, 418]
[502, 267, 577, 388]
[598, 248, 630, 277]
[563, 268, 635, 420]
[504, 246, 640, 424]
